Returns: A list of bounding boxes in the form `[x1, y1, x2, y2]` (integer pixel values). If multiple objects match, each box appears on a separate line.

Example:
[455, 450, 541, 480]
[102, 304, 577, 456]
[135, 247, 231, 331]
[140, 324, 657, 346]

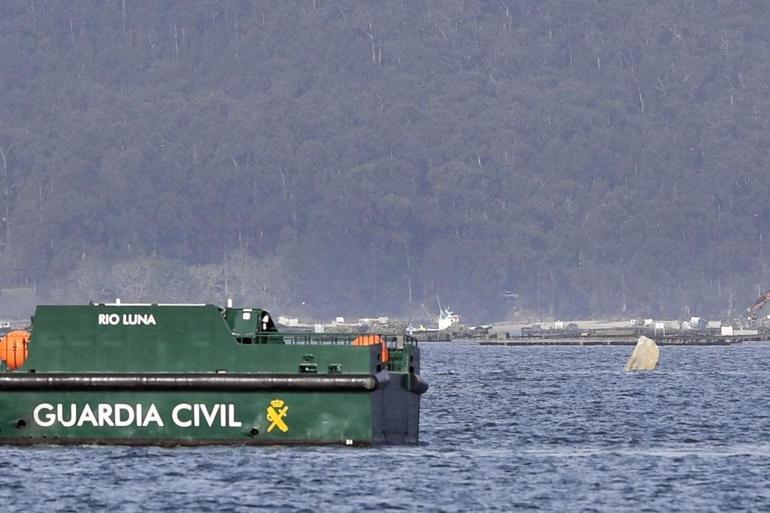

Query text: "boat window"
[236, 337, 253, 344]
[260, 314, 277, 332]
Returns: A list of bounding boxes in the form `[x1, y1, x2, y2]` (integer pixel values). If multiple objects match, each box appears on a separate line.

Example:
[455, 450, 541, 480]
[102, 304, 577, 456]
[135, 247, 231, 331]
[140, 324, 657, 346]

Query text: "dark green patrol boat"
[0, 303, 427, 446]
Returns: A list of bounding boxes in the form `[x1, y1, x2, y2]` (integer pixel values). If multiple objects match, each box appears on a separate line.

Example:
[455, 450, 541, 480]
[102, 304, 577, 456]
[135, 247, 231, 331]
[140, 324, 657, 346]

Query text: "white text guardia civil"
[33, 403, 242, 428]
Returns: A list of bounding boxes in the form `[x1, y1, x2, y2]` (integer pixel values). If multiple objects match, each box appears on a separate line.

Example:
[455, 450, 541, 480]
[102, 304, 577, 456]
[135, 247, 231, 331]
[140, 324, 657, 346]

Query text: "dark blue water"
[3, 343, 770, 512]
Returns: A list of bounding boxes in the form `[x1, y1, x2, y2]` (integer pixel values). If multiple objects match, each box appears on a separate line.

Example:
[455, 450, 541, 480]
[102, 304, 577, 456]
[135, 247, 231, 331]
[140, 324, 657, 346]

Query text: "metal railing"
[276, 332, 417, 347]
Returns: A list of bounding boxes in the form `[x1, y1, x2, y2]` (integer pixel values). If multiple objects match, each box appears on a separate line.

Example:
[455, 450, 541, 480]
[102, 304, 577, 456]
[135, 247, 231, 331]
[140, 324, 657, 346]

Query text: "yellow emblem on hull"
[267, 399, 289, 433]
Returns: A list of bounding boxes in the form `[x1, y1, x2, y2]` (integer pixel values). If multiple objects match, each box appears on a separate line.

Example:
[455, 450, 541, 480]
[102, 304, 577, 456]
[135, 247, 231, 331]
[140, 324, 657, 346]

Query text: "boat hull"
[0, 304, 427, 446]
[0, 375, 422, 446]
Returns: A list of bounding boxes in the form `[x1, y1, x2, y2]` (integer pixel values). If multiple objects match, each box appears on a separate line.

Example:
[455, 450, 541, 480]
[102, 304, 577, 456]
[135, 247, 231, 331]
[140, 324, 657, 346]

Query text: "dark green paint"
[0, 304, 425, 445]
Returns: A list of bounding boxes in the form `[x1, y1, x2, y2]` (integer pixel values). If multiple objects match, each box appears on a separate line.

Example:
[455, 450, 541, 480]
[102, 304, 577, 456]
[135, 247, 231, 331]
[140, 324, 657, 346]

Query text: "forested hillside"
[1, 0, 769, 322]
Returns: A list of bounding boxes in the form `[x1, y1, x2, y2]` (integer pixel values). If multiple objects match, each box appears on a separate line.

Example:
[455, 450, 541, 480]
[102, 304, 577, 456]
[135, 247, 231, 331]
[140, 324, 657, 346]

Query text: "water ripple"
[2, 344, 770, 511]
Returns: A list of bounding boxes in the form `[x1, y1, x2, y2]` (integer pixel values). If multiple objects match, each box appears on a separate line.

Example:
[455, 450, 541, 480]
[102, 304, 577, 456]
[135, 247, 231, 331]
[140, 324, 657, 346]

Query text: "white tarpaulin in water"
[625, 336, 659, 371]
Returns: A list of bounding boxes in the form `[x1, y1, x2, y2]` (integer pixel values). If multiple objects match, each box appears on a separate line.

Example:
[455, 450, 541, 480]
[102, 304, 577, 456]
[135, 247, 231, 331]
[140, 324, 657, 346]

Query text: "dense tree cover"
[0, 0, 769, 322]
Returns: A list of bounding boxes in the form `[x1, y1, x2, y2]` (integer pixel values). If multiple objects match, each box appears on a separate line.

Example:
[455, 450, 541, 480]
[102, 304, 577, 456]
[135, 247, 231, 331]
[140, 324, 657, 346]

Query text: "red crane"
[747, 290, 770, 320]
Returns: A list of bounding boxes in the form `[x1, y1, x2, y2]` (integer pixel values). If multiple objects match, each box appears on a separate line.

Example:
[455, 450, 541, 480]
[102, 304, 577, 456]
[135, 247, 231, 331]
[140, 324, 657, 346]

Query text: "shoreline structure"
[474, 319, 768, 346]
[3, 315, 766, 347]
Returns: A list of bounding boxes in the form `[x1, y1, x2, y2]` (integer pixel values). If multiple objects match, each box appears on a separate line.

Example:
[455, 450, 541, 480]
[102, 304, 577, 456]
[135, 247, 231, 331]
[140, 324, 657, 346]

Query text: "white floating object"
[625, 336, 659, 371]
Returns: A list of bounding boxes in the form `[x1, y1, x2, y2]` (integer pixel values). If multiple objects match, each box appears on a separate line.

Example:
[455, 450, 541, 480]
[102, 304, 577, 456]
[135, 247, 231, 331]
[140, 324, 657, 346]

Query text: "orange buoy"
[352, 334, 389, 363]
[0, 330, 30, 370]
